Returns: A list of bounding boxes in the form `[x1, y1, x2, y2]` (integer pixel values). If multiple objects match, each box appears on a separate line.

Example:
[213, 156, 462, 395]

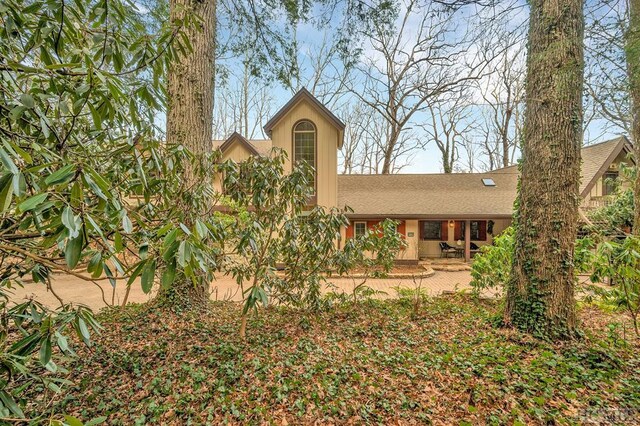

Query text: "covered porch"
[342, 217, 512, 263]
[416, 218, 511, 262]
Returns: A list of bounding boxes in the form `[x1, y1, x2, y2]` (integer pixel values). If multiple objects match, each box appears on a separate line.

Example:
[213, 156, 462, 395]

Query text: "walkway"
[8, 270, 477, 311]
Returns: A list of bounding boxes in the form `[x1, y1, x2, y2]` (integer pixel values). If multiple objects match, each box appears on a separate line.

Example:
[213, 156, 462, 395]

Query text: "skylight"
[482, 178, 496, 187]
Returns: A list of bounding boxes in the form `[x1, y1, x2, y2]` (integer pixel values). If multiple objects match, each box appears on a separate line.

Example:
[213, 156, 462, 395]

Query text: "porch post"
[464, 219, 471, 262]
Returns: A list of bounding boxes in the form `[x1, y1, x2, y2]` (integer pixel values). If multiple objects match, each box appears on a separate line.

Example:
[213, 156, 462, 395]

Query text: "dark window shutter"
[346, 224, 354, 239]
[397, 221, 406, 236]
[454, 221, 463, 241]
[478, 221, 487, 241]
[440, 221, 448, 241]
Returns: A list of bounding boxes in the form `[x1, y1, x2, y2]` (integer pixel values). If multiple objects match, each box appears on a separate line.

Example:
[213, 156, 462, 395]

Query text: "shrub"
[590, 235, 640, 336]
[469, 226, 514, 298]
[470, 226, 596, 298]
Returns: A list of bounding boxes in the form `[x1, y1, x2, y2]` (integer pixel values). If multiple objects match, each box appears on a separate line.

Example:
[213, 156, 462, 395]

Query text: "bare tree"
[291, 30, 354, 110]
[339, 103, 377, 174]
[458, 134, 482, 172]
[213, 59, 275, 139]
[422, 91, 476, 173]
[583, 0, 629, 139]
[350, 0, 495, 174]
[476, 33, 525, 169]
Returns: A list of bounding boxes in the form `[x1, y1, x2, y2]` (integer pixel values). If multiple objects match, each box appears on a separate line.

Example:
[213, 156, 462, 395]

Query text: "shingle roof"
[579, 136, 631, 196]
[338, 136, 633, 218]
[212, 133, 273, 157]
[263, 88, 345, 135]
[337, 172, 519, 218]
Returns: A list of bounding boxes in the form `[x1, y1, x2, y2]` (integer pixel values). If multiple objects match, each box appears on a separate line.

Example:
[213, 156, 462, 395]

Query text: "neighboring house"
[214, 89, 635, 263]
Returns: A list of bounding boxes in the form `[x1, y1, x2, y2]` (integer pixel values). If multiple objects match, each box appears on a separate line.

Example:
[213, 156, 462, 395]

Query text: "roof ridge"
[582, 136, 627, 149]
[338, 171, 519, 177]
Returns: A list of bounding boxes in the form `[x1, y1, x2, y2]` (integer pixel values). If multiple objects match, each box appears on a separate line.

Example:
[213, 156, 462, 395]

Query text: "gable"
[580, 136, 633, 197]
[214, 132, 260, 162]
[264, 88, 345, 148]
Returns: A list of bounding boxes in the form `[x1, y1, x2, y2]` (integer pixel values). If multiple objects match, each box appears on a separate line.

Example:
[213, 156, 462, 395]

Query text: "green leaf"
[18, 193, 47, 212]
[70, 181, 83, 205]
[7, 141, 33, 164]
[141, 260, 156, 294]
[114, 232, 123, 251]
[85, 416, 108, 426]
[76, 316, 91, 345]
[88, 252, 102, 277]
[0, 173, 14, 212]
[12, 172, 25, 196]
[0, 390, 25, 418]
[20, 93, 35, 108]
[177, 241, 190, 267]
[139, 243, 148, 259]
[122, 214, 133, 233]
[126, 261, 146, 287]
[83, 172, 106, 200]
[62, 206, 79, 238]
[56, 332, 70, 354]
[65, 234, 83, 269]
[64, 415, 84, 426]
[45, 164, 76, 186]
[0, 149, 19, 174]
[163, 228, 178, 249]
[161, 261, 176, 289]
[39, 336, 52, 366]
[89, 103, 103, 130]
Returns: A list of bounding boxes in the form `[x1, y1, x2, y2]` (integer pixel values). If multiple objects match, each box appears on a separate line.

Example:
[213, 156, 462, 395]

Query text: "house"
[214, 89, 635, 263]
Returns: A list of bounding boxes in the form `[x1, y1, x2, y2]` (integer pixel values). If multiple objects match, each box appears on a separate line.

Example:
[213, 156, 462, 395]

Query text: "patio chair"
[470, 242, 481, 257]
[439, 242, 457, 258]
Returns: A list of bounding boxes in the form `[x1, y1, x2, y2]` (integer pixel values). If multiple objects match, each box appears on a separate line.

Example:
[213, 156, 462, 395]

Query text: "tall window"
[603, 171, 618, 196]
[293, 121, 316, 193]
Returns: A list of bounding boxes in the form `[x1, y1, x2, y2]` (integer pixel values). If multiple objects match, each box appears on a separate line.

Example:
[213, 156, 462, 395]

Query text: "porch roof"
[337, 172, 518, 219]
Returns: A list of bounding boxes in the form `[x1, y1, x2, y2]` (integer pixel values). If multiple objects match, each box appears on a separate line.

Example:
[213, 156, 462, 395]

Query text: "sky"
[210, 0, 628, 174]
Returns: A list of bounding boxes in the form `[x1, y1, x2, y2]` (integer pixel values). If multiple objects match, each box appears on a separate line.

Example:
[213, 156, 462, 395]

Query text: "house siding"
[269, 99, 339, 209]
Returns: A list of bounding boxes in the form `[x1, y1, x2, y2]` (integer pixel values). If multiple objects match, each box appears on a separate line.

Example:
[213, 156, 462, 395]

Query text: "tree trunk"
[502, 105, 512, 169]
[505, 0, 584, 339]
[381, 129, 398, 174]
[158, 0, 216, 309]
[628, 0, 640, 235]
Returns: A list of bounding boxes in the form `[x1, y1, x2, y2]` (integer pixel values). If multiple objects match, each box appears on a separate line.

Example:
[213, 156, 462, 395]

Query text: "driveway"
[8, 270, 477, 311]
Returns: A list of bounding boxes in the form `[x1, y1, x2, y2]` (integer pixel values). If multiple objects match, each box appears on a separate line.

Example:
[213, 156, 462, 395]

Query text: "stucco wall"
[269, 99, 339, 209]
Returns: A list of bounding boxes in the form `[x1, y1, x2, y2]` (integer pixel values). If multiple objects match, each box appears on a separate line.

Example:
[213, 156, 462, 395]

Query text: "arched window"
[293, 120, 316, 193]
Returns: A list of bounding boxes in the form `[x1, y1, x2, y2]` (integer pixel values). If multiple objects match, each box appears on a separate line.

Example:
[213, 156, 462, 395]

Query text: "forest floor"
[22, 294, 640, 425]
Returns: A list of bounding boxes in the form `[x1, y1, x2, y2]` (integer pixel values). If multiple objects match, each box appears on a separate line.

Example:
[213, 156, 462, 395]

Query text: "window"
[459, 221, 487, 241]
[354, 221, 367, 238]
[293, 121, 316, 193]
[482, 178, 496, 187]
[603, 171, 618, 196]
[420, 221, 441, 240]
